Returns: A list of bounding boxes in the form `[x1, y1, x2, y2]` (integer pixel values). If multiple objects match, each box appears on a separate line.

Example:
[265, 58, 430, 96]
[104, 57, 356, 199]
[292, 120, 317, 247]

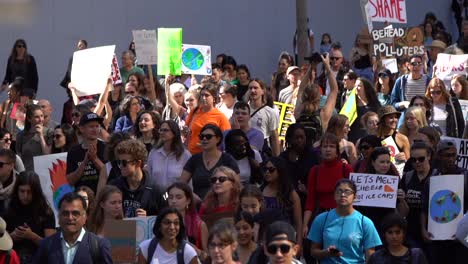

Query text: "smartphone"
[329, 248, 340, 254]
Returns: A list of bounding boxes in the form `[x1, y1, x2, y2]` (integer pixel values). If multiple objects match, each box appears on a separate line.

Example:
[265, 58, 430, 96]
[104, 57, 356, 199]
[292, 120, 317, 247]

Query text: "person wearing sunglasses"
[0, 149, 20, 216]
[398, 142, 436, 249]
[263, 221, 302, 264]
[1, 39, 38, 94]
[51, 124, 77, 154]
[317, 45, 347, 96]
[105, 139, 167, 218]
[425, 78, 465, 138]
[308, 179, 381, 263]
[391, 55, 431, 114]
[181, 124, 239, 200]
[147, 120, 191, 189]
[354, 135, 381, 173]
[375, 69, 395, 106]
[420, 140, 468, 264]
[0, 128, 24, 173]
[199, 166, 241, 227]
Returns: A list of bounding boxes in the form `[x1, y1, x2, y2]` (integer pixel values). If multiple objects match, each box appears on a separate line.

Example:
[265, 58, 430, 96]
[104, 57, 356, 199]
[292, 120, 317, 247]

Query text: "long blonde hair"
[88, 185, 123, 234]
[399, 106, 428, 136]
[203, 166, 241, 214]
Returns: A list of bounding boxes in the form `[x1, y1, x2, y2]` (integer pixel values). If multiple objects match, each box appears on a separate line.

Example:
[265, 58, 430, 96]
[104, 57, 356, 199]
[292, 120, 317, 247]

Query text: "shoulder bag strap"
[250, 104, 267, 118]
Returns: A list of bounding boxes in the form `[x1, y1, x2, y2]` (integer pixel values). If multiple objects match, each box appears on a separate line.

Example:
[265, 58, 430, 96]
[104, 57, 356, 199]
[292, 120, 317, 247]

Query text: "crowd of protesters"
[0, 8, 467, 264]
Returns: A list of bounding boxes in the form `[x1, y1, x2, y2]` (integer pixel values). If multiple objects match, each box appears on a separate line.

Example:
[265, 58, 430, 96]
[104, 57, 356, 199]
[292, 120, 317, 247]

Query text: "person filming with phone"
[307, 179, 381, 263]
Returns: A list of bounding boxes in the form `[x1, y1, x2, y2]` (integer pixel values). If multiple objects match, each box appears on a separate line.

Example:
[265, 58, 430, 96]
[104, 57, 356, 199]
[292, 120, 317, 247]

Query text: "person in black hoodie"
[105, 139, 167, 217]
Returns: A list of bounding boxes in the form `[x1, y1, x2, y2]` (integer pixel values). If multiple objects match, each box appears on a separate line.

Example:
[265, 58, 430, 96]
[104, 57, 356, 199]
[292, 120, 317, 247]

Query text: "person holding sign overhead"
[308, 178, 382, 263]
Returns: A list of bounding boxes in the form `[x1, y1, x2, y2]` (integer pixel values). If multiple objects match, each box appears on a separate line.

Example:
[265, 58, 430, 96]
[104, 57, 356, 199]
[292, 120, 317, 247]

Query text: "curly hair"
[115, 139, 148, 165]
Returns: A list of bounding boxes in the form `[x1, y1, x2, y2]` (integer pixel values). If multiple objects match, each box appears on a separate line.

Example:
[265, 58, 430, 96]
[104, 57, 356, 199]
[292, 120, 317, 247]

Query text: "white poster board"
[364, 1, 373, 33]
[428, 175, 465, 240]
[132, 30, 157, 65]
[382, 58, 398, 73]
[181, 44, 212, 75]
[71, 45, 116, 96]
[350, 173, 399, 208]
[440, 136, 468, 170]
[459, 100, 468, 122]
[34, 153, 72, 226]
[433, 54, 468, 89]
[381, 136, 404, 177]
[368, 0, 407, 24]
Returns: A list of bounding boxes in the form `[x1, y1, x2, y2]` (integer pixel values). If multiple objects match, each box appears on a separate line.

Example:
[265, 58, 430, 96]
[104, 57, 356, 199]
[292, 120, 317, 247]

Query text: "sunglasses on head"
[116, 159, 135, 167]
[210, 176, 231, 184]
[266, 243, 292, 255]
[410, 62, 422, 66]
[199, 134, 216, 140]
[262, 166, 276, 173]
[410, 156, 426, 163]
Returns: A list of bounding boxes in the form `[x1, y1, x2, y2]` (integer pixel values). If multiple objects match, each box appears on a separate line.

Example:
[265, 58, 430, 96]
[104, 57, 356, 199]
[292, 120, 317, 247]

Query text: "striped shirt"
[404, 75, 428, 101]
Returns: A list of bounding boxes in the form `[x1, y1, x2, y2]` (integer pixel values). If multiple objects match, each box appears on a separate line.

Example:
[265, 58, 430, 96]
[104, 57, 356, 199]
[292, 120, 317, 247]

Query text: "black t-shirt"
[66, 141, 106, 193]
[5, 204, 55, 261]
[183, 153, 240, 199]
[236, 83, 249, 101]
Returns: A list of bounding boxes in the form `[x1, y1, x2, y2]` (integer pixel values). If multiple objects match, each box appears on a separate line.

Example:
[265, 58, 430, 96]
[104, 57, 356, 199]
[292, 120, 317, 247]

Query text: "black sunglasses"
[430, 90, 442, 95]
[329, 57, 341, 61]
[262, 166, 277, 173]
[116, 159, 135, 167]
[54, 134, 63, 139]
[199, 134, 216, 140]
[0, 161, 11, 168]
[210, 176, 231, 184]
[1, 138, 11, 143]
[267, 244, 291, 255]
[410, 156, 426, 163]
[378, 73, 389, 78]
[72, 112, 81, 117]
[16, 44, 25, 48]
[410, 62, 422, 66]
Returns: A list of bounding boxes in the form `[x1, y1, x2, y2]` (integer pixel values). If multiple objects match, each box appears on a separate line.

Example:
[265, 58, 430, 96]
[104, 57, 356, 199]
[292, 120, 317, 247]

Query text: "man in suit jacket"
[32, 193, 113, 264]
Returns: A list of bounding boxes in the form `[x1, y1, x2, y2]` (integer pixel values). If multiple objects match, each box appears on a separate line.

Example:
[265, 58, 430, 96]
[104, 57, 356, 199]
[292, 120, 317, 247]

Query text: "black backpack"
[296, 110, 322, 144]
[147, 238, 186, 264]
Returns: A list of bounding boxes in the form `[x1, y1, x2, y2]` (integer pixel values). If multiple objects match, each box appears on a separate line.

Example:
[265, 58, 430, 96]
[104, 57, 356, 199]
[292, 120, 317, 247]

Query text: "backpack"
[147, 238, 186, 264]
[296, 110, 322, 145]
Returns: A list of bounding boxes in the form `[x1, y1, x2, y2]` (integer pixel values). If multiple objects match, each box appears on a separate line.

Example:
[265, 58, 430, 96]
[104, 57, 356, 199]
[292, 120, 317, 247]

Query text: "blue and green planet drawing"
[182, 48, 205, 70]
[430, 190, 462, 224]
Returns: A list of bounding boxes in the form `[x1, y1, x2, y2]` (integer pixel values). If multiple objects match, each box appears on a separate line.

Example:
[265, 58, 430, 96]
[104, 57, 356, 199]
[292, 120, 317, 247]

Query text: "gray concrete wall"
[0, 0, 454, 121]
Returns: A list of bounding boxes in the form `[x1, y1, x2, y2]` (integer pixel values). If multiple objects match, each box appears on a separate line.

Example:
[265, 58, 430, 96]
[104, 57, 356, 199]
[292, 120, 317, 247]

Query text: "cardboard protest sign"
[181, 44, 212, 75]
[71, 45, 115, 96]
[103, 216, 157, 263]
[382, 58, 398, 73]
[274, 101, 295, 140]
[433, 54, 468, 88]
[339, 88, 358, 126]
[440, 136, 468, 170]
[110, 54, 122, 86]
[157, 28, 183, 75]
[201, 211, 235, 232]
[381, 136, 404, 177]
[368, 0, 407, 24]
[372, 27, 424, 57]
[350, 173, 399, 208]
[428, 175, 465, 240]
[35, 153, 72, 226]
[132, 30, 157, 65]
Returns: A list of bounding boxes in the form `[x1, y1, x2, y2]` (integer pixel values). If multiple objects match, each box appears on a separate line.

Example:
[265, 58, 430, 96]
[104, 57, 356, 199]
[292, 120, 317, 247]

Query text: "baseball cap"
[79, 112, 103, 126]
[265, 221, 297, 245]
[428, 40, 447, 50]
[286, 66, 300, 76]
[437, 139, 457, 153]
[0, 217, 13, 251]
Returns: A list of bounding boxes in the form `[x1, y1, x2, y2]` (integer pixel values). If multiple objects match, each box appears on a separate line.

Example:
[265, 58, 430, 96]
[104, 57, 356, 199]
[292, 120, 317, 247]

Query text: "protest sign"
[382, 58, 398, 73]
[274, 101, 295, 140]
[459, 100, 468, 122]
[368, 0, 407, 24]
[181, 44, 212, 75]
[433, 54, 468, 88]
[360, 0, 374, 33]
[157, 28, 182, 75]
[201, 211, 235, 232]
[372, 26, 424, 57]
[103, 216, 156, 263]
[440, 136, 468, 170]
[428, 175, 465, 240]
[381, 136, 404, 177]
[456, 213, 468, 248]
[350, 173, 399, 208]
[71, 45, 115, 96]
[110, 54, 122, 86]
[132, 30, 157, 65]
[339, 88, 357, 126]
[35, 153, 72, 226]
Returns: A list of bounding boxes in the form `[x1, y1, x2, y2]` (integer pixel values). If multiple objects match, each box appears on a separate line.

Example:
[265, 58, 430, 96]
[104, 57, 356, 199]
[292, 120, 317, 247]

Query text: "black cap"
[20, 88, 35, 98]
[79, 112, 103, 126]
[265, 221, 296, 245]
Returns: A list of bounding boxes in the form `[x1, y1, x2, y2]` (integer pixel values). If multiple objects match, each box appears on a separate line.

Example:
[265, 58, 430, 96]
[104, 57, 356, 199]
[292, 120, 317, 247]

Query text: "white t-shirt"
[433, 104, 448, 136]
[139, 239, 198, 264]
[249, 105, 279, 139]
[237, 149, 263, 184]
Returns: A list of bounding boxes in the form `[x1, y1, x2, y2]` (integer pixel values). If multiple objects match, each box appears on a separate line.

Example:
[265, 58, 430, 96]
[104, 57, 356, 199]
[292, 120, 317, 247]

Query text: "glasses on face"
[378, 73, 389, 78]
[266, 243, 292, 255]
[410, 156, 426, 163]
[262, 166, 277, 173]
[54, 134, 63, 139]
[210, 176, 231, 184]
[430, 90, 442, 95]
[413, 103, 425, 107]
[16, 44, 25, 48]
[199, 134, 216, 140]
[0, 137, 11, 143]
[335, 189, 354, 196]
[158, 128, 171, 133]
[72, 112, 81, 118]
[185, 98, 195, 102]
[125, 91, 135, 95]
[410, 61, 422, 66]
[116, 159, 135, 168]
[161, 219, 180, 226]
[60, 210, 83, 218]
[440, 152, 457, 158]
[330, 57, 341, 61]
[208, 242, 228, 250]
[0, 161, 11, 168]
[359, 144, 371, 150]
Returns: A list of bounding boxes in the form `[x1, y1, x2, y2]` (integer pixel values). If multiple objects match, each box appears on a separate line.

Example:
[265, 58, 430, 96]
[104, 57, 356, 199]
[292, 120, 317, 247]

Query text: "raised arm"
[94, 78, 112, 116]
[165, 75, 184, 116]
[294, 63, 315, 118]
[146, 66, 157, 102]
[320, 53, 338, 130]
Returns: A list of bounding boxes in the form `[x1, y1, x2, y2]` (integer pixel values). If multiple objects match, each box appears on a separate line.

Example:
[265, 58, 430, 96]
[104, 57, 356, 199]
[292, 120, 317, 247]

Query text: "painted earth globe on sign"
[182, 48, 204, 70]
[430, 190, 462, 224]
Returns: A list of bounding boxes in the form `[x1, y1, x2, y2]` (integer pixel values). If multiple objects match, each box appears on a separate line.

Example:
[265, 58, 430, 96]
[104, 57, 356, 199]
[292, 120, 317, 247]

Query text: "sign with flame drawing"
[35, 152, 73, 226]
